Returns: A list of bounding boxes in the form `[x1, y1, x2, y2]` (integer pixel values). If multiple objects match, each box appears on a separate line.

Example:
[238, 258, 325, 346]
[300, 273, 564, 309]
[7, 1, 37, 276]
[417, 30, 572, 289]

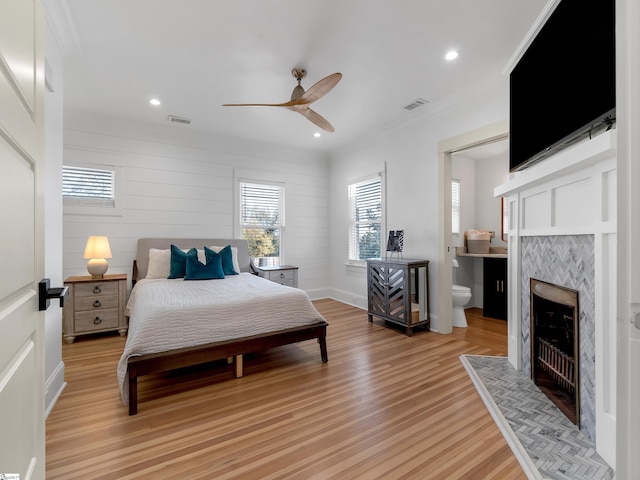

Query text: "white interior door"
[0, 0, 46, 478]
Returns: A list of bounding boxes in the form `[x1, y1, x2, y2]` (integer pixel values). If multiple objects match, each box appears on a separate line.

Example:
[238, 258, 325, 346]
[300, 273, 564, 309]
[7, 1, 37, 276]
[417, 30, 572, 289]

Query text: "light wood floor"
[46, 301, 525, 480]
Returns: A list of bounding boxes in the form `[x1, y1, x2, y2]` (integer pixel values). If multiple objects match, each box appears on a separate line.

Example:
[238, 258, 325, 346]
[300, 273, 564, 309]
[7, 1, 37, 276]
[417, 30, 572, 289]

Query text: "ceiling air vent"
[167, 115, 191, 125]
[403, 98, 429, 111]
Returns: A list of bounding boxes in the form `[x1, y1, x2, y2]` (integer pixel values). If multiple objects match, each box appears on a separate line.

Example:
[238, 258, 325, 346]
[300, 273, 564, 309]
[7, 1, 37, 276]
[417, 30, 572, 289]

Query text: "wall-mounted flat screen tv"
[509, 0, 615, 172]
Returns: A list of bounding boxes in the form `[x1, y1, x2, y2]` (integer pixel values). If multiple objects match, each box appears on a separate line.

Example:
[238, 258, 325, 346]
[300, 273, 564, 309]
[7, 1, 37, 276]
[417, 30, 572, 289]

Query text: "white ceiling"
[55, 0, 549, 153]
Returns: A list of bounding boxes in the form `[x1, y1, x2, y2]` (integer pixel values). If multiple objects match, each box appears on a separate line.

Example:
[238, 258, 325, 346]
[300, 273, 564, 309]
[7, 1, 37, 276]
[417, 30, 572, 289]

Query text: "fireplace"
[530, 278, 579, 425]
[496, 130, 615, 465]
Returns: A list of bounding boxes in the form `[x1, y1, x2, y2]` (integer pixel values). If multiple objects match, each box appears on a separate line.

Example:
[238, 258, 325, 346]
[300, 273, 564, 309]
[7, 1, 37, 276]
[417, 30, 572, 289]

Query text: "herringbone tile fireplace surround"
[521, 235, 596, 440]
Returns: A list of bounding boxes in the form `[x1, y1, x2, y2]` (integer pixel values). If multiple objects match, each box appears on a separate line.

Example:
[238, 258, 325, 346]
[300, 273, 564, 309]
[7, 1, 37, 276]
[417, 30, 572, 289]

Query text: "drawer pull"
[93, 317, 102, 325]
[93, 300, 102, 308]
[280, 273, 285, 278]
[93, 286, 102, 294]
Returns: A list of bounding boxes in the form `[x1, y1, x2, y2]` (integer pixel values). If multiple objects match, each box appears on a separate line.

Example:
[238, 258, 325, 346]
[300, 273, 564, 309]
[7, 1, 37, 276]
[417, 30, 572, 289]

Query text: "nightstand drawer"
[256, 265, 299, 288]
[74, 281, 119, 297]
[74, 309, 119, 332]
[75, 295, 119, 312]
[266, 269, 295, 282]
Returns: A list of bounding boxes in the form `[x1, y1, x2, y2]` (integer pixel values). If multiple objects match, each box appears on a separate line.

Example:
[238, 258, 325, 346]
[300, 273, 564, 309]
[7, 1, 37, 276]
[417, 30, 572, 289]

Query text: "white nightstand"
[256, 265, 298, 288]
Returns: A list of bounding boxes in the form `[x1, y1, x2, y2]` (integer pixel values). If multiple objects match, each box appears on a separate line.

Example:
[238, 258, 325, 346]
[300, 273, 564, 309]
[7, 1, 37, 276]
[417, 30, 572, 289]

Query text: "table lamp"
[83, 235, 112, 278]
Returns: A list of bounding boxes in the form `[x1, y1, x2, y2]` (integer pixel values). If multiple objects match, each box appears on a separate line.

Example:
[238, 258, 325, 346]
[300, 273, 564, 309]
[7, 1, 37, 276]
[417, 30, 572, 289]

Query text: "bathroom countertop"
[455, 247, 508, 258]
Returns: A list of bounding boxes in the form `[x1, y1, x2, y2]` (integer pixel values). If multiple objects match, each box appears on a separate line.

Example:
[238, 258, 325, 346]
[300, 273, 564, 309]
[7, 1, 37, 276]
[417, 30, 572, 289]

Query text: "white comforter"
[117, 273, 327, 404]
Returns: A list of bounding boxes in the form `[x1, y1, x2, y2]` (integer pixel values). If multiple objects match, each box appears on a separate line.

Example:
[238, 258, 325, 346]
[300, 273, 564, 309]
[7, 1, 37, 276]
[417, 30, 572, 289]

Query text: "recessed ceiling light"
[314, 132, 321, 138]
[445, 50, 459, 61]
[149, 98, 161, 106]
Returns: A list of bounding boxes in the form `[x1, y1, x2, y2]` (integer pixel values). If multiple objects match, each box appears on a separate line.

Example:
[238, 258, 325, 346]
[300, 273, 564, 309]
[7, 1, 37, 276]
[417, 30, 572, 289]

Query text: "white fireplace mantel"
[495, 130, 616, 198]
[495, 129, 617, 468]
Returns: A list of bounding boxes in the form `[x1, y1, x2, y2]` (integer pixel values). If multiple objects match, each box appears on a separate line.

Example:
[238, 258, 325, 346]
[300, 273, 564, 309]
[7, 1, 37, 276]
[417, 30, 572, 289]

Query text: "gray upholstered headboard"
[134, 238, 251, 280]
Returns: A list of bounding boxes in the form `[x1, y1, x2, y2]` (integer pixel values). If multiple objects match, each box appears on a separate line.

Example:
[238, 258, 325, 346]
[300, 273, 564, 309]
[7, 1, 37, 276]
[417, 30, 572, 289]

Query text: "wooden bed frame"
[126, 238, 328, 415]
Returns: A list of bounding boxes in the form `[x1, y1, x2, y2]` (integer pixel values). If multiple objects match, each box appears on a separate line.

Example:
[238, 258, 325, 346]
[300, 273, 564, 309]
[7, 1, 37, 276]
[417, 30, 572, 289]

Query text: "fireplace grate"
[537, 338, 575, 393]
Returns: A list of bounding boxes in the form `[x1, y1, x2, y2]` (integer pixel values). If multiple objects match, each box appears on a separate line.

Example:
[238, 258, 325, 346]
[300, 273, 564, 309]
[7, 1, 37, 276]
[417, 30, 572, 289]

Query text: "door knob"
[38, 278, 69, 311]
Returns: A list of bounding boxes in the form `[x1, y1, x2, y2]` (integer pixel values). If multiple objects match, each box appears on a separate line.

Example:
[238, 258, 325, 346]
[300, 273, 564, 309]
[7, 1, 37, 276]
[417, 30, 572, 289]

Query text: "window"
[452, 179, 461, 235]
[239, 181, 285, 266]
[348, 175, 382, 262]
[63, 165, 115, 207]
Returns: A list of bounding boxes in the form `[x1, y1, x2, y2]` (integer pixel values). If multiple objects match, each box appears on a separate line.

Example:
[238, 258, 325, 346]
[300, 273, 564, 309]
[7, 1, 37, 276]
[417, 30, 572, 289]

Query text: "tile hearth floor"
[461, 355, 614, 480]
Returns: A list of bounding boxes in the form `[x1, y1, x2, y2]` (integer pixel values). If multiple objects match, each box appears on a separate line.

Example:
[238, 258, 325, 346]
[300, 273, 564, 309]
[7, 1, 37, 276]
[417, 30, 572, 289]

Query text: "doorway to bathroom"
[437, 120, 509, 333]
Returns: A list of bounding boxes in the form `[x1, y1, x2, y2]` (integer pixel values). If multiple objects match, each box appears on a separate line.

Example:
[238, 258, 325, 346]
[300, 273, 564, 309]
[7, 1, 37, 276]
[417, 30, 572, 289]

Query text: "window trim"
[347, 170, 385, 265]
[62, 163, 123, 216]
[237, 178, 286, 265]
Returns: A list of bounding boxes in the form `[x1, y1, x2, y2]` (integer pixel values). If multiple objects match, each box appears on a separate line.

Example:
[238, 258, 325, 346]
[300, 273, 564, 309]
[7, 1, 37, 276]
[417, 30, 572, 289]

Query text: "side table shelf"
[367, 258, 430, 336]
[62, 274, 128, 343]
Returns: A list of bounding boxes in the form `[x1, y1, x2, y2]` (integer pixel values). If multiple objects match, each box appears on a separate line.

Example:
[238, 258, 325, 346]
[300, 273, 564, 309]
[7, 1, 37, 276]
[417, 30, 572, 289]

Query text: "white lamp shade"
[83, 236, 112, 259]
[83, 236, 112, 278]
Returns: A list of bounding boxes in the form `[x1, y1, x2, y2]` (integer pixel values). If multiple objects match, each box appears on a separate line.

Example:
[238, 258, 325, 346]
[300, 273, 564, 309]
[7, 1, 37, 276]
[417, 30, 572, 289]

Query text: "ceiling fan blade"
[298, 72, 342, 105]
[222, 100, 298, 107]
[298, 107, 335, 132]
[223, 71, 340, 131]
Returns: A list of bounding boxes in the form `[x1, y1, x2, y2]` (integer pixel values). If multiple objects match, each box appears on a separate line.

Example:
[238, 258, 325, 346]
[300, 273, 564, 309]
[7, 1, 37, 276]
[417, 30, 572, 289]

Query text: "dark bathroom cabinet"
[483, 257, 507, 320]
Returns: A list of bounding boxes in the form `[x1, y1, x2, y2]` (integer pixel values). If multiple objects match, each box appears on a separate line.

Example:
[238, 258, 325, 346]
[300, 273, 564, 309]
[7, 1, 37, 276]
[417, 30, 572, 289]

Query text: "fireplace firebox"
[530, 278, 580, 425]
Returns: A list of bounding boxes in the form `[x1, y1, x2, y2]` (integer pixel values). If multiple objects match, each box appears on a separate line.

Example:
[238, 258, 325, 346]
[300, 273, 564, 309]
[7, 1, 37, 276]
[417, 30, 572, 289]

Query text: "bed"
[118, 238, 328, 415]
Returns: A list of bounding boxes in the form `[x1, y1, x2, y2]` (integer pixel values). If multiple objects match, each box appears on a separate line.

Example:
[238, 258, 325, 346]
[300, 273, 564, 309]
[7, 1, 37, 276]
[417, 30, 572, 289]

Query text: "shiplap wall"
[63, 113, 330, 297]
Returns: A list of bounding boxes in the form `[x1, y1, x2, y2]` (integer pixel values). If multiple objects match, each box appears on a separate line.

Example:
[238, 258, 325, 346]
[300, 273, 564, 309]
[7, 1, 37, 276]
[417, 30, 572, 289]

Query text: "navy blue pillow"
[207, 245, 238, 275]
[185, 248, 225, 280]
[168, 245, 196, 279]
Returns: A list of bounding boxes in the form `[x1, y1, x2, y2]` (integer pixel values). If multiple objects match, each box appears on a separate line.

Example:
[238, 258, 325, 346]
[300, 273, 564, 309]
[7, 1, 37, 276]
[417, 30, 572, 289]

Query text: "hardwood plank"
[46, 301, 524, 479]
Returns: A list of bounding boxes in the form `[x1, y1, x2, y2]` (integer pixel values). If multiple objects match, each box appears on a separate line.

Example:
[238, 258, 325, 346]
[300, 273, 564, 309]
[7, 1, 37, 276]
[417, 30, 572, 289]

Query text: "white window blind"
[348, 176, 382, 261]
[240, 181, 285, 265]
[452, 179, 461, 235]
[63, 166, 115, 207]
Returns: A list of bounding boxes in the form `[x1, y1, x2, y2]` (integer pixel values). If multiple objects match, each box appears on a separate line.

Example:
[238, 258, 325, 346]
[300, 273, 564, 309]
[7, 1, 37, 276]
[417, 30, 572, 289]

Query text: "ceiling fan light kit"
[223, 68, 342, 132]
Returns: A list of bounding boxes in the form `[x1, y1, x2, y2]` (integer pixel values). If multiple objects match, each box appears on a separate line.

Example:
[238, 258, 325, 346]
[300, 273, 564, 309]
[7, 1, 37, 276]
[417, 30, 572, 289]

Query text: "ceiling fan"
[223, 69, 342, 132]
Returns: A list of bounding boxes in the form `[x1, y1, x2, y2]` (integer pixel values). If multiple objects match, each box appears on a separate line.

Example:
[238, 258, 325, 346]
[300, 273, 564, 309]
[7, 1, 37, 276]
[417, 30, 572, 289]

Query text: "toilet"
[452, 259, 472, 328]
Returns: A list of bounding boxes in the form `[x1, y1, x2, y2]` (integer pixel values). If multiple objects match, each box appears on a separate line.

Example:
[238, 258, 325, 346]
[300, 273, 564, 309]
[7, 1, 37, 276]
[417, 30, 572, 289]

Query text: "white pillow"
[209, 245, 241, 274]
[146, 248, 171, 279]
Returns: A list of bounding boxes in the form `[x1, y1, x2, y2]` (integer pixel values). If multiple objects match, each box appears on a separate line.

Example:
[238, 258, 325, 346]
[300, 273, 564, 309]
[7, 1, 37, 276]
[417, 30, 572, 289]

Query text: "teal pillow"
[207, 245, 238, 275]
[168, 245, 196, 279]
[185, 248, 225, 280]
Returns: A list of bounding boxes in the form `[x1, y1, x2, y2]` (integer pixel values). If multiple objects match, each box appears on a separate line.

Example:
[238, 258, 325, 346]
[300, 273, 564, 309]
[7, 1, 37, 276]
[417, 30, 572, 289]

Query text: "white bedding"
[117, 273, 327, 404]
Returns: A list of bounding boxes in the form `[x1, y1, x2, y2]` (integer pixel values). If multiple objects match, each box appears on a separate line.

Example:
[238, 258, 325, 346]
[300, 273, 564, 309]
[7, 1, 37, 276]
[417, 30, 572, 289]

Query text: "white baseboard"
[45, 360, 66, 419]
[305, 287, 334, 301]
[321, 288, 367, 310]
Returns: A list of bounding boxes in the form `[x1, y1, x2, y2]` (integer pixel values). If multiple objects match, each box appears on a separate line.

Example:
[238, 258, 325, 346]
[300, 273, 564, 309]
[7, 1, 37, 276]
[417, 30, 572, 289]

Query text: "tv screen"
[509, 0, 615, 172]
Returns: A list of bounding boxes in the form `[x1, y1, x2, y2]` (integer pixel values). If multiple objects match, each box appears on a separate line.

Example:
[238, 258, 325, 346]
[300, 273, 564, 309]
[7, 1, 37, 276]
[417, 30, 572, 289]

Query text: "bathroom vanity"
[455, 247, 508, 320]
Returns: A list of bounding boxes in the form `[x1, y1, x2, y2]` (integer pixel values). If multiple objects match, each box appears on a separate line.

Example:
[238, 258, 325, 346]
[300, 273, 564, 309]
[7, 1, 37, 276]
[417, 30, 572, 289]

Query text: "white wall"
[476, 155, 509, 244]
[327, 75, 510, 329]
[63, 113, 331, 297]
